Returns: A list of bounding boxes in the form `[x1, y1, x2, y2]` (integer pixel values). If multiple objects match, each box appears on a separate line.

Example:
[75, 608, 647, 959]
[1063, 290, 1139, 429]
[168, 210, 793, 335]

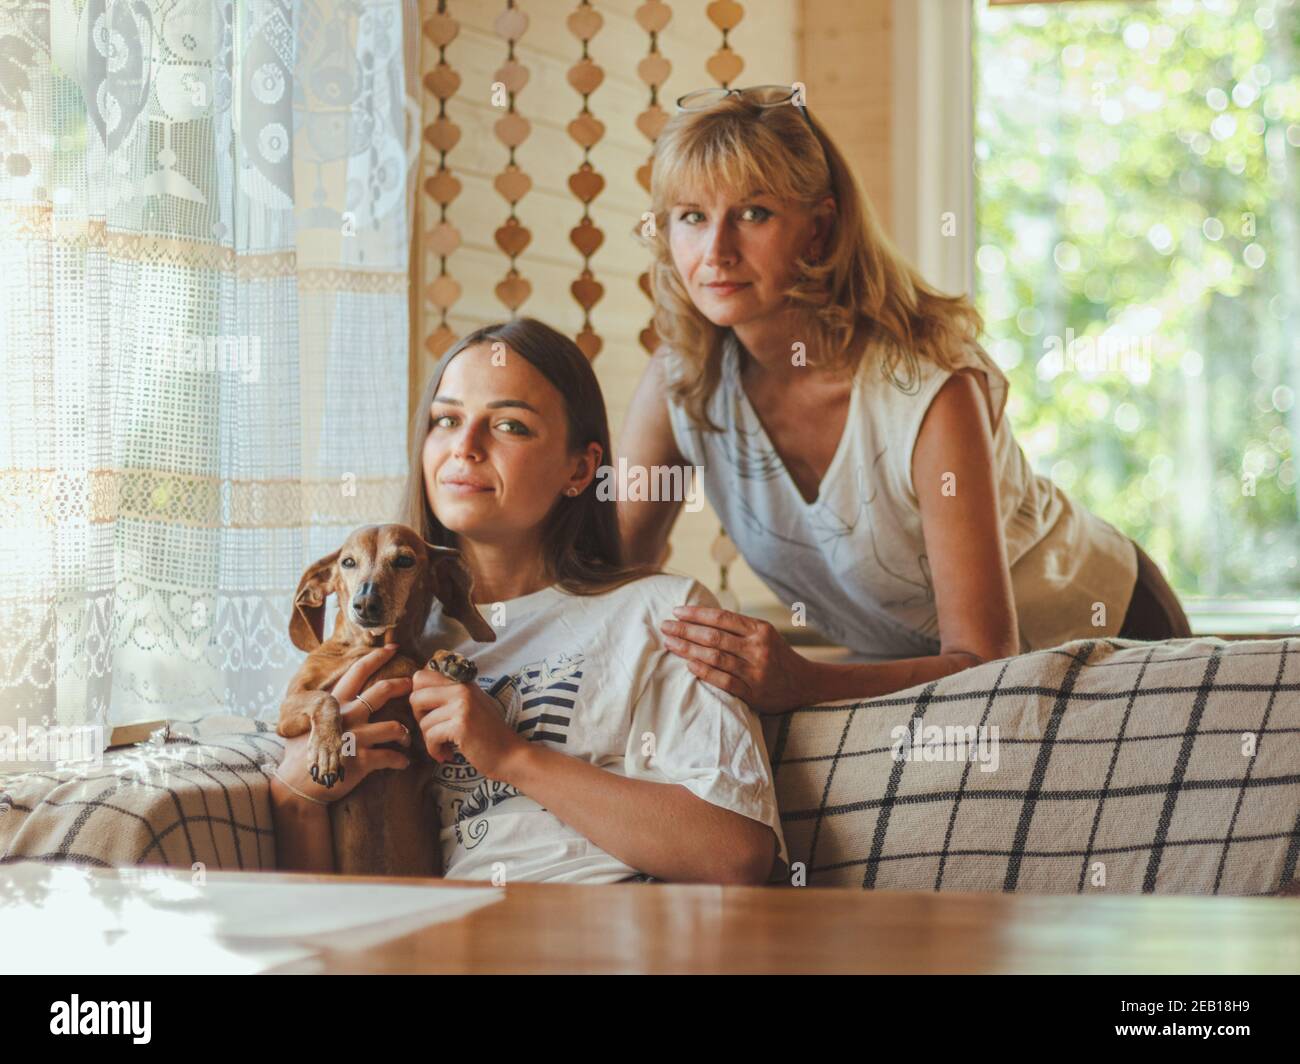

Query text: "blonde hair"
[649, 94, 984, 431]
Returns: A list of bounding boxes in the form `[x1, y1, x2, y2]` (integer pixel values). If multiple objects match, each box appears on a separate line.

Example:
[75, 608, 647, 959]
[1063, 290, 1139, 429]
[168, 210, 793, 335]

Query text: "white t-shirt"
[415, 572, 790, 885]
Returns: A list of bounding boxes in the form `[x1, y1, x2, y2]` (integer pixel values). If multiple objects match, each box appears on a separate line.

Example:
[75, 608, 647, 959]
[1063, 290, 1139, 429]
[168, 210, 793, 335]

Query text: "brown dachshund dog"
[278, 523, 496, 876]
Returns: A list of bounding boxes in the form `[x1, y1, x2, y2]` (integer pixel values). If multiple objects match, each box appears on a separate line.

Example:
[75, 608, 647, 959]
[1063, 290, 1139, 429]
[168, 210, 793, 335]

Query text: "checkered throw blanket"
[0, 717, 285, 872]
[2, 636, 1297, 895]
[760, 636, 1300, 896]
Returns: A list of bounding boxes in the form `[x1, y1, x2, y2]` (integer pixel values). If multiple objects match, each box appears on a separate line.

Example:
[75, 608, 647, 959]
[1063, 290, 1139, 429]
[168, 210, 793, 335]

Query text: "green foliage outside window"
[975, 0, 1299, 602]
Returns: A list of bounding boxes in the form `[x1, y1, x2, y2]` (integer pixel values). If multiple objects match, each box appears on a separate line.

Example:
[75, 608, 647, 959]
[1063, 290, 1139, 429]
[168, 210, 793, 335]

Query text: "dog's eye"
[341, 557, 356, 568]
[393, 555, 415, 569]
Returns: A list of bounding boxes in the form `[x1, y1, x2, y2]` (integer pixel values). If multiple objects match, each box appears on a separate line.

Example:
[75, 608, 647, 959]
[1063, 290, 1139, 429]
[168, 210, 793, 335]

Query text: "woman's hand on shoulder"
[411, 667, 529, 782]
[658, 604, 811, 715]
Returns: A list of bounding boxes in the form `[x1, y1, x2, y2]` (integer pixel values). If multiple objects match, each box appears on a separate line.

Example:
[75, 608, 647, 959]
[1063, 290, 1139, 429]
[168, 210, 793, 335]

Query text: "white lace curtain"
[0, 0, 418, 741]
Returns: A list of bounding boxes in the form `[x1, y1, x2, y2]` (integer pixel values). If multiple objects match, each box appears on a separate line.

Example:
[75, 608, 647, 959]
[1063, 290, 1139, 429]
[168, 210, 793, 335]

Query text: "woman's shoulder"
[861, 335, 1008, 428]
[585, 572, 715, 612]
[652, 343, 706, 396]
[654, 333, 739, 388]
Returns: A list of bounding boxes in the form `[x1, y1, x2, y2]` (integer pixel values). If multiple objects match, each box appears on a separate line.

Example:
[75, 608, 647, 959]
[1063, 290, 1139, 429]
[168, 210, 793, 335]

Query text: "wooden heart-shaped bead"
[494, 112, 531, 148]
[428, 222, 461, 258]
[566, 59, 604, 97]
[494, 219, 532, 259]
[428, 275, 462, 309]
[567, 113, 605, 149]
[637, 53, 671, 88]
[494, 59, 529, 94]
[423, 12, 458, 47]
[494, 6, 529, 41]
[425, 168, 462, 205]
[638, 271, 653, 301]
[575, 328, 602, 361]
[636, 161, 653, 194]
[567, 166, 605, 204]
[426, 324, 458, 359]
[570, 220, 604, 258]
[635, 105, 668, 143]
[566, 6, 603, 41]
[639, 324, 660, 354]
[710, 530, 740, 566]
[634, 0, 672, 34]
[425, 117, 460, 153]
[495, 274, 532, 311]
[706, 48, 744, 87]
[493, 167, 532, 204]
[571, 273, 604, 310]
[424, 63, 460, 100]
[706, 0, 744, 31]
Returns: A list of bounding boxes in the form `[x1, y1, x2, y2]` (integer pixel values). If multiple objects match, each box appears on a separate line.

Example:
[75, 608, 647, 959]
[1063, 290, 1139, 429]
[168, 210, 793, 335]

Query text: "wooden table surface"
[265, 873, 1300, 975]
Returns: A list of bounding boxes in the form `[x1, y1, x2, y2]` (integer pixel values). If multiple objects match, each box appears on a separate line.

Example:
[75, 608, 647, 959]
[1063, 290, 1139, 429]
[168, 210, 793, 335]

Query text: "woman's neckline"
[470, 581, 565, 617]
[726, 332, 863, 509]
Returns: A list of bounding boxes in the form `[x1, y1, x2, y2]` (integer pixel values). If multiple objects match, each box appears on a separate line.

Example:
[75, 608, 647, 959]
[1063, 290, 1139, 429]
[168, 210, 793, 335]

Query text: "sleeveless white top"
[663, 332, 1139, 661]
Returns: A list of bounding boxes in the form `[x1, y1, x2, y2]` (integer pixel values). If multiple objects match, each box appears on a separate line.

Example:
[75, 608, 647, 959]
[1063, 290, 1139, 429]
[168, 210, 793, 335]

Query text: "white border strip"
[891, 0, 974, 299]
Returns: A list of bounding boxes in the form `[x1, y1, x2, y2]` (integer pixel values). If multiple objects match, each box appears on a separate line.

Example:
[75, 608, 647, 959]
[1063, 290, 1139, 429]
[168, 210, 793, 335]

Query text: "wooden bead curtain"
[493, 1, 532, 315]
[419, 1, 462, 358]
[566, 1, 605, 361]
[706, 0, 744, 86]
[634, 0, 672, 354]
[410, 1, 759, 365]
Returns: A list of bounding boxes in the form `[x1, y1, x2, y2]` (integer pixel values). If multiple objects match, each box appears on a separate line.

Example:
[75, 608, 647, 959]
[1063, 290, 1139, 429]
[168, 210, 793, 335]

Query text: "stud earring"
[565, 487, 579, 496]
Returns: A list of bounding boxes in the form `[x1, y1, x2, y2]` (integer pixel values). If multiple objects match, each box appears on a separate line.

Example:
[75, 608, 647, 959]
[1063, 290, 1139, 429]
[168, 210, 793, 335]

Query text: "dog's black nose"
[352, 582, 384, 622]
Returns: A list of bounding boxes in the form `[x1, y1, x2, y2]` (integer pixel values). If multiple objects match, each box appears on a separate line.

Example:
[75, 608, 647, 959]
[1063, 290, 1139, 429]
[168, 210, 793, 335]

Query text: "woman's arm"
[781, 650, 993, 705]
[412, 668, 775, 883]
[499, 742, 777, 885]
[270, 780, 336, 873]
[790, 369, 1021, 700]
[910, 368, 1020, 663]
[661, 369, 1020, 710]
[615, 352, 689, 567]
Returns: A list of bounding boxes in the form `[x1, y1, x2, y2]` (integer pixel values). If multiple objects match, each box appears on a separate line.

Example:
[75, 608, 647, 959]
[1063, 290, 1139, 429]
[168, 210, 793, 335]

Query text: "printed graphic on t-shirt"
[435, 651, 586, 850]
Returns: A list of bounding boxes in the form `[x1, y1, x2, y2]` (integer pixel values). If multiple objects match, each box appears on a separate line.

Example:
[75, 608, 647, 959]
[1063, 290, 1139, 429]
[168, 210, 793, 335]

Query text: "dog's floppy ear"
[290, 549, 340, 651]
[425, 543, 497, 643]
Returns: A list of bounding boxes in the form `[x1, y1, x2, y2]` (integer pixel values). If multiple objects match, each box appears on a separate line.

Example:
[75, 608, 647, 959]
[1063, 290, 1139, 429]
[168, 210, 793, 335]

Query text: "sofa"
[3, 635, 1298, 896]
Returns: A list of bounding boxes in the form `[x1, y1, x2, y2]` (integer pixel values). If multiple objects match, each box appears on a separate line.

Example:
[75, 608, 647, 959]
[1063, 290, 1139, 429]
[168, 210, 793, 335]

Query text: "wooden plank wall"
[410, 1, 897, 612]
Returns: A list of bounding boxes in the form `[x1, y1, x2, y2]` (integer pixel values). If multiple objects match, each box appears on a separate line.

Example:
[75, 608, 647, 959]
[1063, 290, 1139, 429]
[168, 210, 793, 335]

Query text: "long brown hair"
[649, 94, 984, 431]
[399, 318, 657, 597]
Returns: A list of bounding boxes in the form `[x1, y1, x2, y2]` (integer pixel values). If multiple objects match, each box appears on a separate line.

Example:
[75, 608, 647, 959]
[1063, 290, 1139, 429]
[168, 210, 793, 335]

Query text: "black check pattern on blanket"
[0, 718, 285, 871]
[759, 637, 1300, 896]
[2, 636, 1298, 895]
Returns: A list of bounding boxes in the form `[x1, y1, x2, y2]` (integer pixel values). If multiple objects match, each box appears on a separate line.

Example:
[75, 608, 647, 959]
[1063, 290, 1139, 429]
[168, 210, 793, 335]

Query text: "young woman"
[271, 318, 788, 885]
[617, 85, 1191, 716]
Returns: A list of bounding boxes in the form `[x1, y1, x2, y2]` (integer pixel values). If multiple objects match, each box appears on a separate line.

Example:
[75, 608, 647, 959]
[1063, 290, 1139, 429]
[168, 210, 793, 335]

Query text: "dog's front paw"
[307, 715, 344, 789]
[429, 650, 478, 684]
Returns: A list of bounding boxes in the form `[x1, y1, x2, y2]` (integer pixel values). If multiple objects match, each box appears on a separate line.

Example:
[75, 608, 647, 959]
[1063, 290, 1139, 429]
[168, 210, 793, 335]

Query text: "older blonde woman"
[617, 85, 1189, 715]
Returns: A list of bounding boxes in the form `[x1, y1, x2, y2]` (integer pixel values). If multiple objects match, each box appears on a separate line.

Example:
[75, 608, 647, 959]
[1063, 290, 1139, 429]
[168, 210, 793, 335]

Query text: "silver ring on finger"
[355, 695, 376, 719]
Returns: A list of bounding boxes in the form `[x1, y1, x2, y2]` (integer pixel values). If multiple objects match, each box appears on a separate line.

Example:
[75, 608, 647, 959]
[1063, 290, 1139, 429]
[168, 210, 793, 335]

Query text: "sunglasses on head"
[675, 84, 830, 172]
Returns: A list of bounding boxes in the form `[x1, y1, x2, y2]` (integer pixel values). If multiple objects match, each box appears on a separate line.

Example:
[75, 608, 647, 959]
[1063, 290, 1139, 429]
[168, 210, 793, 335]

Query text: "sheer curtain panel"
[0, 0, 419, 748]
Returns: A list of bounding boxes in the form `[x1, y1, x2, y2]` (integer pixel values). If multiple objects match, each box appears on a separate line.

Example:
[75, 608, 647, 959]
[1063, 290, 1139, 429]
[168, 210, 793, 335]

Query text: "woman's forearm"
[499, 743, 774, 884]
[799, 650, 986, 706]
[270, 782, 336, 873]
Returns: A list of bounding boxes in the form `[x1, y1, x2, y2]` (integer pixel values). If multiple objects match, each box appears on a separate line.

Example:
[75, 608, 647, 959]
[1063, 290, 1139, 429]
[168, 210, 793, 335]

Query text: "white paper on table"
[0, 861, 504, 974]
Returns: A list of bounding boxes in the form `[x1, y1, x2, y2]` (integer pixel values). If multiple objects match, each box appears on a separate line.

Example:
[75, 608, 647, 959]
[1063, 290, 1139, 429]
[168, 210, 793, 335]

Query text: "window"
[974, 0, 1300, 628]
